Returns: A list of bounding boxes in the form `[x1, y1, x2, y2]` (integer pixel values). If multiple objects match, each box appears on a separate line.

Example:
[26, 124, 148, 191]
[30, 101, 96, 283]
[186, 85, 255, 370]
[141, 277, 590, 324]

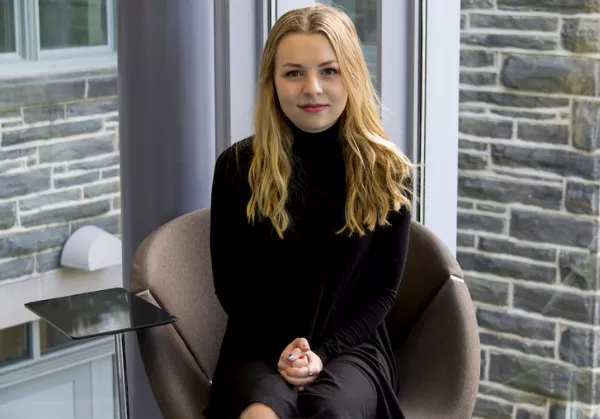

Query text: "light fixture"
[60, 225, 122, 271]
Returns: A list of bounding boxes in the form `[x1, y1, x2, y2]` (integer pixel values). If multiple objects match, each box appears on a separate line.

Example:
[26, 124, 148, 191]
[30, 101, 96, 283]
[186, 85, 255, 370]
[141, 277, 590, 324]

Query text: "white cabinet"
[0, 342, 116, 419]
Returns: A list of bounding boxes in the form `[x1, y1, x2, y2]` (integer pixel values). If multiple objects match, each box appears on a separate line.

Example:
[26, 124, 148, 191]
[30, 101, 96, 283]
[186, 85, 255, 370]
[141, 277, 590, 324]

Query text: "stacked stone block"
[460, 0, 600, 417]
[0, 70, 120, 281]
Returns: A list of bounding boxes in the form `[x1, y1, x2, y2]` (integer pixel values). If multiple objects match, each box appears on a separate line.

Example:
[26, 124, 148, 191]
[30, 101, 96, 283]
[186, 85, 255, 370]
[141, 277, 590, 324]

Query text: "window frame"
[0, 320, 111, 376]
[419, 0, 460, 254]
[0, 0, 18, 57]
[274, 0, 460, 253]
[0, 323, 31, 369]
[275, 0, 315, 19]
[0, 0, 116, 69]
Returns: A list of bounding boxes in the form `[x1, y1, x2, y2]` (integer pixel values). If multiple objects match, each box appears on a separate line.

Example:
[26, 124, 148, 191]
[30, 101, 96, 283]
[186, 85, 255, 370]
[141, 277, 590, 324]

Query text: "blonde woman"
[207, 4, 412, 419]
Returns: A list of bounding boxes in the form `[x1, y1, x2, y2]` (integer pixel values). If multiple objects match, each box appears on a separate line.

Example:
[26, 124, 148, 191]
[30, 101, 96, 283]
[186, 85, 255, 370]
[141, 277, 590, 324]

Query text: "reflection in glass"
[0, 0, 16, 53]
[40, 320, 80, 354]
[457, 0, 600, 414]
[0, 324, 31, 367]
[26, 288, 175, 340]
[39, 0, 108, 50]
[318, 0, 378, 84]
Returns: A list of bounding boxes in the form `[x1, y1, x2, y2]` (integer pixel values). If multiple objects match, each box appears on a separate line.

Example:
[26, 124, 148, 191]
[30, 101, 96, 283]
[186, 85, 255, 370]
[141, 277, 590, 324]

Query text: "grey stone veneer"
[4, 2, 600, 416]
[0, 69, 120, 277]
[461, 0, 600, 417]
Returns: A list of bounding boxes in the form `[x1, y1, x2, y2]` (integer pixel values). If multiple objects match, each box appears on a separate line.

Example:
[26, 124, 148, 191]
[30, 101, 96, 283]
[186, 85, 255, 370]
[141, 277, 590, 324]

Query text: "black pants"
[207, 351, 405, 419]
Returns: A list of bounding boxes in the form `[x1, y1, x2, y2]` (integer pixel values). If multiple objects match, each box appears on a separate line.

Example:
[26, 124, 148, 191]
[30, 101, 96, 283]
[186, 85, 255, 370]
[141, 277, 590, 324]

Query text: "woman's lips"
[299, 104, 328, 113]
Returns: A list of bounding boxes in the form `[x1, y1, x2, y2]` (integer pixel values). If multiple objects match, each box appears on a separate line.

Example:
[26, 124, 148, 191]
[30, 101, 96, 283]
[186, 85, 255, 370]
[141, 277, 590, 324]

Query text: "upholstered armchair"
[130, 208, 480, 419]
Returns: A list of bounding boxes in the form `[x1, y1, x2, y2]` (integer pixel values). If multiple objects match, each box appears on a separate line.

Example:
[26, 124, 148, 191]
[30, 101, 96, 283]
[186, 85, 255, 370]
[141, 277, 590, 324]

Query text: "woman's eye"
[323, 68, 338, 75]
[285, 71, 300, 77]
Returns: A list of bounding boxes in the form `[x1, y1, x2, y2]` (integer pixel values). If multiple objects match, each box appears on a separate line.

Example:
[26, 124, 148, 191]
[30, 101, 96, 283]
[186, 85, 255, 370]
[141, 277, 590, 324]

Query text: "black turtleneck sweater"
[208, 123, 411, 418]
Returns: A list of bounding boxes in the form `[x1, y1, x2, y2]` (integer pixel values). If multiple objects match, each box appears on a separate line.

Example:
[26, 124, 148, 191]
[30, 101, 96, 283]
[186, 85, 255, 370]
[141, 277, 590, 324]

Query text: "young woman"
[207, 4, 413, 418]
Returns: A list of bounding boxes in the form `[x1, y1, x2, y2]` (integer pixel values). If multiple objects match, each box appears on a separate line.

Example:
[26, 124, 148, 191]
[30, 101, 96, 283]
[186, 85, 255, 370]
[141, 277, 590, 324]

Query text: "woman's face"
[274, 33, 348, 133]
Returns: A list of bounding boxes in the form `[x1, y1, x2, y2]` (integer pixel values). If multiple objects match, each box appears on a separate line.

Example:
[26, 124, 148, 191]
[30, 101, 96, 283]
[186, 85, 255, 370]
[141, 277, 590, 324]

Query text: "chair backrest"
[131, 208, 226, 380]
[132, 208, 474, 418]
[385, 221, 464, 347]
[131, 207, 463, 377]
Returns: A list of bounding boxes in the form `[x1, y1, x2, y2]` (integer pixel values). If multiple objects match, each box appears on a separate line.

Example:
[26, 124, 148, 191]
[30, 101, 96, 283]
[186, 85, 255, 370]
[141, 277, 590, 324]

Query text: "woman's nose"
[303, 74, 323, 96]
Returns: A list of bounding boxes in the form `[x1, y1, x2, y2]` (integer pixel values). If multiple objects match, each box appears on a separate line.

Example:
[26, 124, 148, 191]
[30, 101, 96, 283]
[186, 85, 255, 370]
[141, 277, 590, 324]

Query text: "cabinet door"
[0, 356, 115, 419]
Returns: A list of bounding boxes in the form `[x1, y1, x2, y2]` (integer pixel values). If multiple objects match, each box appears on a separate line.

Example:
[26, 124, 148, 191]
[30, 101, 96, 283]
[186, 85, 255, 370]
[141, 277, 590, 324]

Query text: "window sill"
[0, 265, 123, 331]
[0, 52, 117, 81]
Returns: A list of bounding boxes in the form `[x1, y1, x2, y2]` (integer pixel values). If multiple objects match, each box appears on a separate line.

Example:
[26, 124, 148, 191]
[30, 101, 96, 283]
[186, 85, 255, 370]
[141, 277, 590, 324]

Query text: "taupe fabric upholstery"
[131, 209, 224, 419]
[131, 208, 480, 419]
[395, 278, 480, 419]
[136, 290, 212, 418]
[386, 221, 464, 346]
[387, 221, 480, 418]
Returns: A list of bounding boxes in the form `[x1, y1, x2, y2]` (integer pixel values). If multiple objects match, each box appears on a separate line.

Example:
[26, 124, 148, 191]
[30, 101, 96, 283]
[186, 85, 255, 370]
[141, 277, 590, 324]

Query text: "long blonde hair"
[247, 3, 413, 238]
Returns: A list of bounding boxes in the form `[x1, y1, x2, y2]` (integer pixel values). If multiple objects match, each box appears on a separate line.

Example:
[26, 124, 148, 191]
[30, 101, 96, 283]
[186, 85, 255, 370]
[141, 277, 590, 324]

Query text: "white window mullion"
[10, 0, 22, 59]
[378, 1, 415, 156]
[107, 0, 116, 51]
[0, 336, 113, 389]
[214, 0, 231, 156]
[421, 0, 460, 254]
[219, 0, 281, 152]
[31, 320, 41, 360]
[268, 0, 277, 30]
[378, 1, 426, 224]
[17, 0, 40, 60]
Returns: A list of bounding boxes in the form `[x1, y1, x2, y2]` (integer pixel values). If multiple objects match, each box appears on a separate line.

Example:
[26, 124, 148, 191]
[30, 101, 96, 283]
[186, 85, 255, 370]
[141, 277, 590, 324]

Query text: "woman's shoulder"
[215, 136, 254, 178]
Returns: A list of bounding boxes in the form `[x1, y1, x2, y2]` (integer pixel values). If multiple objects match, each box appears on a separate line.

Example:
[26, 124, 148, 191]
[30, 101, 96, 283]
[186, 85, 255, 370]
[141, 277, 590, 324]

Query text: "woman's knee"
[298, 389, 376, 418]
[239, 403, 280, 419]
[298, 394, 340, 417]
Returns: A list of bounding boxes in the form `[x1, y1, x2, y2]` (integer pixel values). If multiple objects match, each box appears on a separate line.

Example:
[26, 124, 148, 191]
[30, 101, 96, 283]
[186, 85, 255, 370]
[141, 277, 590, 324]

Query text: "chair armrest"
[395, 277, 480, 419]
[136, 292, 212, 419]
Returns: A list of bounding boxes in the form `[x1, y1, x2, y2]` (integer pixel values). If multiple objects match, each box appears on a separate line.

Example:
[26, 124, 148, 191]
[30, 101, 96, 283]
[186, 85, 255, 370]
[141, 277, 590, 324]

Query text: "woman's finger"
[278, 337, 311, 373]
[292, 355, 308, 368]
[278, 355, 307, 372]
[280, 352, 320, 381]
[304, 352, 323, 375]
[284, 347, 306, 364]
[280, 369, 316, 387]
[283, 337, 303, 356]
[286, 353, 321, 377]
[284, 364, 309, 379]
[292, 337, 310, 352]
[279, 353, 304, 367]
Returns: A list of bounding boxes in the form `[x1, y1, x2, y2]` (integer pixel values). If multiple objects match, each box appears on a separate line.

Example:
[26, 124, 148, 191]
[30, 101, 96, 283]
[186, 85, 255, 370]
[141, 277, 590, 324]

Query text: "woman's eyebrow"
[281, 60, 338, 68]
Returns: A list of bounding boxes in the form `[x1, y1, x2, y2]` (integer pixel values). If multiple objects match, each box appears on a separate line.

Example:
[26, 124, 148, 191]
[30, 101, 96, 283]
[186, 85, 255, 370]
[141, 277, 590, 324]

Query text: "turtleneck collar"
[289, 120, 341, 152]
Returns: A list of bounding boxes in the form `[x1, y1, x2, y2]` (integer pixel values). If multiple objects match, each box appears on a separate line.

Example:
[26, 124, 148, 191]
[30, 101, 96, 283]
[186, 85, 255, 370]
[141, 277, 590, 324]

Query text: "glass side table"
[24, 287, 177, 419]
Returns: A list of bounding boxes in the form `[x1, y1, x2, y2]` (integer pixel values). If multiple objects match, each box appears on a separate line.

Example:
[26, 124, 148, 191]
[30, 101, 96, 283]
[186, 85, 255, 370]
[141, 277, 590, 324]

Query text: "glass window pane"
[0, 324, 31, 368]
[39, 321, 80, 355]
[454, 0, 600, 414]
[317, 0, 378, 84]
[39, 0, 108, 50]
[0, 0, 16, 53]
[0, 0, 119, 416]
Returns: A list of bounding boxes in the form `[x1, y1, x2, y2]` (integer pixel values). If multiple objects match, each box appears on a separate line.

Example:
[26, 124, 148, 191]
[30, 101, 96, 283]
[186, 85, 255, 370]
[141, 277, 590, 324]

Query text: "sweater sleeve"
[209, 149, 247, 319]
[314, 208, 411, 365]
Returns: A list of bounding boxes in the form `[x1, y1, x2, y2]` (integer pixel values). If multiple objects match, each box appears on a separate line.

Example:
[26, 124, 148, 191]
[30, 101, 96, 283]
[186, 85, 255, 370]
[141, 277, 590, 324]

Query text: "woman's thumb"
[297, 337, 310, 352]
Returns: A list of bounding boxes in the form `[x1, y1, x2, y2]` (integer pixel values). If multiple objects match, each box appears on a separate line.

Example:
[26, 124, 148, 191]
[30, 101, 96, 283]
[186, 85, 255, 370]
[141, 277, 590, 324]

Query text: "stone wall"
[5, 2, 600, 415]
[0, 70, 120, 281]
[459, 0, 600, 418]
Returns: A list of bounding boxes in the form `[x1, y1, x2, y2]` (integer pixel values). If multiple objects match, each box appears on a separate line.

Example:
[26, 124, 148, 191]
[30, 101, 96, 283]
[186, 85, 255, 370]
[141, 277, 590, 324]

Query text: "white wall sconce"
[61, 226, 122, 271]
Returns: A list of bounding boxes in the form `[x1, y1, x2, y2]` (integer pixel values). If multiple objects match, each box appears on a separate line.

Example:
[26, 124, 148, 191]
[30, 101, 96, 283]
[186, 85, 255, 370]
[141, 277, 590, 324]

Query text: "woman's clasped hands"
[277, 337, 323, 391]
